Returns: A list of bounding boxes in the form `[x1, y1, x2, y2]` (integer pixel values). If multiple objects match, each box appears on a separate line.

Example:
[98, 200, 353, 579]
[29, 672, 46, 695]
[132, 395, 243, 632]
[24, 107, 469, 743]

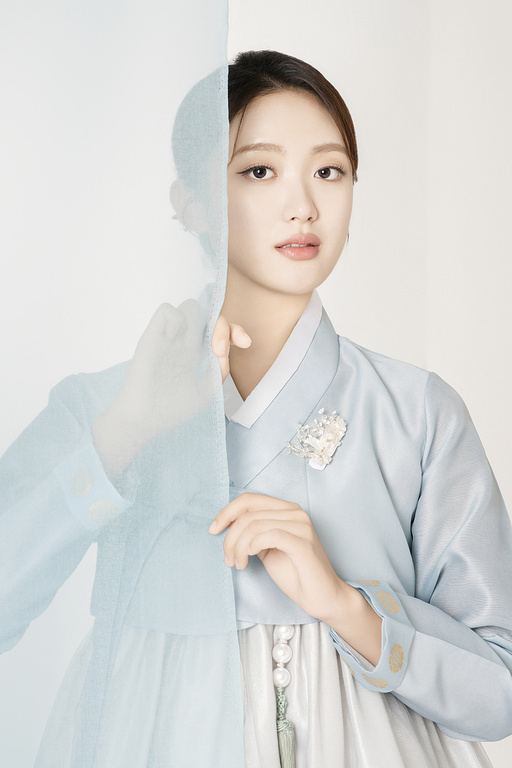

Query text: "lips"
[275, 233, 320, 248]
[275, 233, 320, 261]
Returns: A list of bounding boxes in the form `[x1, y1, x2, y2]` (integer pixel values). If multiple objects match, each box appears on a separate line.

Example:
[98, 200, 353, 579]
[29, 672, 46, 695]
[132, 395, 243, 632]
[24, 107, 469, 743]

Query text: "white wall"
[425, 8, 512, 760]
[228, 0, 512, 764]
[426, 0, 512, 520]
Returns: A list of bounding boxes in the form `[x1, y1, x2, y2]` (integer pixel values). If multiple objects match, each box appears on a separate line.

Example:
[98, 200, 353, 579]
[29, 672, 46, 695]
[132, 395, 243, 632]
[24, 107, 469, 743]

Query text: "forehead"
[229, 90, 343, 151]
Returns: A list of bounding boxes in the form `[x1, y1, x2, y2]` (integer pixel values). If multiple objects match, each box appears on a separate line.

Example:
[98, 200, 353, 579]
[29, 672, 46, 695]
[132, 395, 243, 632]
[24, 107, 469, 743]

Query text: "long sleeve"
[329, 371, 512, 741]
[0, 373, 134, 652]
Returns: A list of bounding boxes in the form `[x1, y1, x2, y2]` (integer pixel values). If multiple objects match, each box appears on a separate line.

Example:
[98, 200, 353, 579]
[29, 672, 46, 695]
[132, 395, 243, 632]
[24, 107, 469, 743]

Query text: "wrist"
[323, 580, 383, 668]
[91, 408, 148, 482]
[320, 578, 364, 629]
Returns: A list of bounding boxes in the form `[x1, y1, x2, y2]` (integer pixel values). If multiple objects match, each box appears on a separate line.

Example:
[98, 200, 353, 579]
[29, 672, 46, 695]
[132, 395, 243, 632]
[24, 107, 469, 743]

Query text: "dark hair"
[228, 50, 358, 182]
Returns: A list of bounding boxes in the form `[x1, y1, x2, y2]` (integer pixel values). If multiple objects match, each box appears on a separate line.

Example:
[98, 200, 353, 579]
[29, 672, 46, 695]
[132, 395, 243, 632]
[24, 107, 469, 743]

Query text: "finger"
[147, 303, 182, 335]
[211, 314, 230, 358]
[209, 492, 301, 533]
[211, 315, 231, 382]
[229, 323, 252, 349]
[134, 303, 184, 358]
[225, 519, 313, 569]
[241, 528, 309, 569]
[222, 508, 311, 554]
[178, 298, 205, 345]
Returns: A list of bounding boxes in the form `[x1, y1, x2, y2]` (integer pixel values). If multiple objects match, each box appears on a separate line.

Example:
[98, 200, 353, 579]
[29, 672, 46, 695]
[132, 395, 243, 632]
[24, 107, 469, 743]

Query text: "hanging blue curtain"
[0, 2, 245, 765]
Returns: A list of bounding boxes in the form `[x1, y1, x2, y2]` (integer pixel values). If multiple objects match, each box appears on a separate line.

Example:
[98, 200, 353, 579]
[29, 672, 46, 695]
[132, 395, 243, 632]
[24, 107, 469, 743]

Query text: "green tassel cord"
[276, 686, 296, 768]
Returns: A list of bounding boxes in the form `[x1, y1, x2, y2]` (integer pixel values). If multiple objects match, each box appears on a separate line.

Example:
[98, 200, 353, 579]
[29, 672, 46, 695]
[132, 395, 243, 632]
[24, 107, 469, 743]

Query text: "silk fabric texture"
[225, 299, 512, 743]
[2, 292, 512, 765]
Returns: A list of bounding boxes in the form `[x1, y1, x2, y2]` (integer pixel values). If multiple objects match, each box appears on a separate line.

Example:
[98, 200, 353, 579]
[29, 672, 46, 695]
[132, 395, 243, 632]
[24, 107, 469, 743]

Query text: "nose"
[281, 178, 318, 223]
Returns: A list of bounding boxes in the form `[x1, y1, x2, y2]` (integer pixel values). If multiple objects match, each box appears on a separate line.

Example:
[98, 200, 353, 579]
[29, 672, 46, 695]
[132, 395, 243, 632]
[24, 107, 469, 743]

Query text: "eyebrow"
[230, 141, 349, 160]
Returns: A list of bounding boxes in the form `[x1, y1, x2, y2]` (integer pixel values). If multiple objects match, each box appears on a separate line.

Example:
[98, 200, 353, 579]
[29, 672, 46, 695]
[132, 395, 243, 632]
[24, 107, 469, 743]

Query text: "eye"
[238, 164, 276, 180]
[315, 165, 348, 180]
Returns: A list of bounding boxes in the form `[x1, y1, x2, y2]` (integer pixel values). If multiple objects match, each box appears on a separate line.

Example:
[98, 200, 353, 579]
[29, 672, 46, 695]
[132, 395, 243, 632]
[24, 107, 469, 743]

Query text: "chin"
[264, 277, 325, 297]
[274, 267, 333, 295]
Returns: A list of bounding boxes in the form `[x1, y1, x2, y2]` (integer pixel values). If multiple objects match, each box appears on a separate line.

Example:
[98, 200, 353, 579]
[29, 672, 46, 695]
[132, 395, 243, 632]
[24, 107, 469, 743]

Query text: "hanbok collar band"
[225, 306, 340, 490]
[223, 289, 323, 428]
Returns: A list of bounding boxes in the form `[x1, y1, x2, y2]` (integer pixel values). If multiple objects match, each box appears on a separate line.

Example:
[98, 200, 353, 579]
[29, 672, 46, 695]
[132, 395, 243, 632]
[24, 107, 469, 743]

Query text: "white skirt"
[35, 622, 493, 767]
[239, 622, 492, 768]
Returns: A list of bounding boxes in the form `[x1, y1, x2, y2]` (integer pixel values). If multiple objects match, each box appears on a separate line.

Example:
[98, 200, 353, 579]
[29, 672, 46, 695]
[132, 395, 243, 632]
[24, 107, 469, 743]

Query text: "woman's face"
[227, 89, 353, 298]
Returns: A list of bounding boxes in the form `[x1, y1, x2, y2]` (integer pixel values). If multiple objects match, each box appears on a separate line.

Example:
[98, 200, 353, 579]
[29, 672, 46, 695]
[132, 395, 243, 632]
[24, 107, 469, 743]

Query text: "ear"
[170, 179, 208, 235]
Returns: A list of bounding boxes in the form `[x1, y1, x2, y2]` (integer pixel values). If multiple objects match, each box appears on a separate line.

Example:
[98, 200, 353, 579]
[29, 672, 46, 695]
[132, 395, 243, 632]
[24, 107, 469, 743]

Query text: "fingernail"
[209, 520, 218, 533]
[224, 555, 231, 566]
[218, 340, 229, 355]
[235, 558, 241, 569]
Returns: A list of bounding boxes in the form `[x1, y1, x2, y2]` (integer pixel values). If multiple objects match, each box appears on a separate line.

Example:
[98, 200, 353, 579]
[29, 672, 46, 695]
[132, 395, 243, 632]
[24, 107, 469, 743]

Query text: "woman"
[2, 51, 512, 767]
[206, 51, 512, 766]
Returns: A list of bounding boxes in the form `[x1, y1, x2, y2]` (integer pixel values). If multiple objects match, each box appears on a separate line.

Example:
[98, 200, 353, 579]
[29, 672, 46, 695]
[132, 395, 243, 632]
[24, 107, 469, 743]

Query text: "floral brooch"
[285, 408, 347, 470]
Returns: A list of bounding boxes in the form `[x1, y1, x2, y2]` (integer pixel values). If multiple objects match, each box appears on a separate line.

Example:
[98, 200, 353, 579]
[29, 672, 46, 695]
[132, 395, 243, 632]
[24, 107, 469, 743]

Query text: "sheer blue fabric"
[0, 2, 246, 766]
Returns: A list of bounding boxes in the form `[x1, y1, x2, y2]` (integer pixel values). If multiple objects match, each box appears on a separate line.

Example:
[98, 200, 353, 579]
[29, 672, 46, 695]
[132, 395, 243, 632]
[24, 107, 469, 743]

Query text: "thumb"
[212, 314, 231, 383]
[229, 324, 252, 350]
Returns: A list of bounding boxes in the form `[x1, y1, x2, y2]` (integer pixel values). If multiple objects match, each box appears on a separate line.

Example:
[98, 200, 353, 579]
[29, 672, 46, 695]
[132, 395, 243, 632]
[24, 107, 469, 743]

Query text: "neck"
[221, 275, 312, 400]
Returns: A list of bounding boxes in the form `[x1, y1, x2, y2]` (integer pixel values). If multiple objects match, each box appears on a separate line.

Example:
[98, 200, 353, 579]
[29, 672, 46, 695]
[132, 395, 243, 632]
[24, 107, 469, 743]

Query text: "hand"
[208, 492, 346, 623]
[107, 302, 250, 436]
[97, 300, 215, 443]
[211, 314, 251, 384]
[92, 301, 250, 480]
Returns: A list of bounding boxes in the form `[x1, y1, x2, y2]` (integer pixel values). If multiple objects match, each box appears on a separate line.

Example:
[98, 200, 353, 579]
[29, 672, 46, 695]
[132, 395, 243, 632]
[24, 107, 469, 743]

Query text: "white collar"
[223, 290, 323, 428]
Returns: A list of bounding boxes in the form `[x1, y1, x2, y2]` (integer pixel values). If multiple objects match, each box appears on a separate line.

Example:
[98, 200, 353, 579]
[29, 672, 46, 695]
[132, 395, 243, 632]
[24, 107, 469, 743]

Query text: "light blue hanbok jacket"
[1, 303, 511, 765]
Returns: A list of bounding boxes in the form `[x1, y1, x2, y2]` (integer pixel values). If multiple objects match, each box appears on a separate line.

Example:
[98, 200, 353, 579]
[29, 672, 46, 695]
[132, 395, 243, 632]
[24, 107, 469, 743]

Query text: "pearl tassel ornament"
[273, 625, 296, 768]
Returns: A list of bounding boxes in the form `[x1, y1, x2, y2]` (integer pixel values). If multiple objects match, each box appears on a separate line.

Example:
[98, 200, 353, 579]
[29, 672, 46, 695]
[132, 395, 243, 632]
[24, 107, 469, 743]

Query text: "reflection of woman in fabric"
[1, 50, 512, 767]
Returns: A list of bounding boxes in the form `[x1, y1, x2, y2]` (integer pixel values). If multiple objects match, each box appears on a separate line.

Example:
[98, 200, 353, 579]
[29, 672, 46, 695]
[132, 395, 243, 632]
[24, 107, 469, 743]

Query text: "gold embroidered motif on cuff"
[71, 469, 94, 497]
[343, 659, 356, 677]
[389, 643, 404, 672]
[362, 673, 388, 689]
[376, 591, 399, 614]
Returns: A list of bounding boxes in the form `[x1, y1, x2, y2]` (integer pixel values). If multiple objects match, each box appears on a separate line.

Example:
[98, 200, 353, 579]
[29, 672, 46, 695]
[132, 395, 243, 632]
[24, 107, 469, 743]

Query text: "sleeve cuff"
[328, 579, 415, 692]
[53, 437, 136, 532]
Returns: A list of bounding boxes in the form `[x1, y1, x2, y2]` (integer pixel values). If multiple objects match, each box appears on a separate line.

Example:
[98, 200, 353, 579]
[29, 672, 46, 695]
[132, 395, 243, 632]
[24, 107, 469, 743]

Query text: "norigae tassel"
[276, 686, 296, 768]
[273, 625, 296, 768]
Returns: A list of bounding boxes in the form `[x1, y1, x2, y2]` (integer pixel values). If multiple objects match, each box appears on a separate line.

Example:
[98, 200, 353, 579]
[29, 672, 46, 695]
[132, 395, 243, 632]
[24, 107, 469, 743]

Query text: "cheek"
[228, 193, 267, 239]
[325, 190, 353, 234]
[227, 198, 256, 266]
[227, 196, 243, 242]
[324, 185, 352, 214]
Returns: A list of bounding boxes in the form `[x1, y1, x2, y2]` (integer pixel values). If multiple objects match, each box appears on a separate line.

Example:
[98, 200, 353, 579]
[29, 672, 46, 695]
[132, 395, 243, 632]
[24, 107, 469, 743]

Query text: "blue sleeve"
[329, 372, 512, 741]
[0, 376, 134, 652]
